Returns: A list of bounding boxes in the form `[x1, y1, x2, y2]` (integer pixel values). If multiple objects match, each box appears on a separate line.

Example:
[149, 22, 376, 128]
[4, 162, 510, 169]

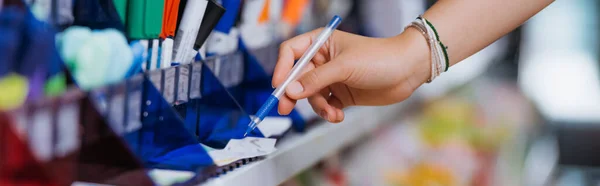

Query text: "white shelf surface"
[200, 103, 407, 186]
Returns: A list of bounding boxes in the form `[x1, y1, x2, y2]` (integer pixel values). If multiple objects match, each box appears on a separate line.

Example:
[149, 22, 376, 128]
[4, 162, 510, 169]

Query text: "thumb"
[285, 61, 349, 100]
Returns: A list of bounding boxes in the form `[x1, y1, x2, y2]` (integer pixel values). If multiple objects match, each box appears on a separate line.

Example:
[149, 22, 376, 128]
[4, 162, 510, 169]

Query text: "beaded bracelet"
[404, 16, 449, 83]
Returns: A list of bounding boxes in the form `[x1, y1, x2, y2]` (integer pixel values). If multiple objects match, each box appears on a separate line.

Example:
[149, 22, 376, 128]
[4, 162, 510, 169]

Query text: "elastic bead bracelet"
[404, 16, 450, 83]
[422, 17, 450, 72]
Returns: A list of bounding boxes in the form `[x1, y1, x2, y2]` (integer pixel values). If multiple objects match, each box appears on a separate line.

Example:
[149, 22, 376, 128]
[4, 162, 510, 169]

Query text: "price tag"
[30, 108, 53, 161]
[150, 70, 163, 93]
[176, 65, 189, 103]
[190, 63, 202, 99]
[231, 54, 244, 87]
[109, 94, 125, 135]
[127, 90, 142, 132]
[163, 68, 177, 104]
[56, 103, 79, 157]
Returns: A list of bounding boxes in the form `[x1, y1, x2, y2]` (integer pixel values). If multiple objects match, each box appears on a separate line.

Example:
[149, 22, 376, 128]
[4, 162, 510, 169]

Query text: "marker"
[161, 37, 174, 68]
[194, 0, 225, 60]
[150, 39, 159, 70]
[243, 15, 342, 136]
[172, 0, 208, 64]
[194, 0, 225, 51]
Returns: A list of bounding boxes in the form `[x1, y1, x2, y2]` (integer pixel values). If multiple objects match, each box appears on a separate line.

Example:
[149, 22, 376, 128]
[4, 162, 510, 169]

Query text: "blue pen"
[244, 15, 342, 136]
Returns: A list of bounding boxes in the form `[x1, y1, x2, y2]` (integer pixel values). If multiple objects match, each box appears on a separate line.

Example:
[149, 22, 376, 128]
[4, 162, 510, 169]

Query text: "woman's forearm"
[417, 0, 554, 66]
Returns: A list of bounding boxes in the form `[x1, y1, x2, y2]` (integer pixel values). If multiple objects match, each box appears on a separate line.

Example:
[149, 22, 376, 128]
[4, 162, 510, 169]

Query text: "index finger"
[272, 28, 324, 88]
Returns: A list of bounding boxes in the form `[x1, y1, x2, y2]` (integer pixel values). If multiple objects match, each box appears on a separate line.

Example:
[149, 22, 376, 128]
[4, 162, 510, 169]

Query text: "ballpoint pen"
[244, 15, 342, 136]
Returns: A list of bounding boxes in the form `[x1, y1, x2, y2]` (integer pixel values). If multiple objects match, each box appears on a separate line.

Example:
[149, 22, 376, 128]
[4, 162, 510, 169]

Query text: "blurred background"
[1, 0, 599, 185]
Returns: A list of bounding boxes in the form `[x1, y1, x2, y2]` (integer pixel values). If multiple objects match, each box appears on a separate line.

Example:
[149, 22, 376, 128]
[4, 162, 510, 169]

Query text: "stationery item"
[172, 0, 208, 63]
[139, 39, 149, 70]
[190, 0, 225, 60]
[279, 0, 308, 37]
[160, 0, 181, 38]
[243, 15, 342, 136]
[112, 0, 127, 24]
[206, 27, 239, 55]
[239, 0, 274, 48]
[239, 21, 272, 49]
[213, 0, 240, 34]
[27, 0, 51, 22]
[257, 0, 269, 23]
[142, 0, 166, 38]
[126, 0, 165, 39]
[161, 38, 174, 68]
[269, 0, 283, 22]
[193, 0, 225, 51]
[55, 0, 74, 26]
[150, 39, 160, 70]
[241, 0, 265, 24]
[175, 0, 188, 31]
[197, 44, 206, 60]
[127, 40, 146, 77]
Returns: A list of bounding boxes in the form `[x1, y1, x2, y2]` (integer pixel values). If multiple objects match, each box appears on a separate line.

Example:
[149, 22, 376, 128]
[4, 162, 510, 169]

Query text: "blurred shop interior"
[0, 0, 599, 185]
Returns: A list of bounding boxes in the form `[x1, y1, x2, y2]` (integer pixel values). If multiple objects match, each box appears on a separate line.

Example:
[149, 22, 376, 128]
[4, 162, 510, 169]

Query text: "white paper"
[256, 117, 292, 138]
[208, 137, 277, 166]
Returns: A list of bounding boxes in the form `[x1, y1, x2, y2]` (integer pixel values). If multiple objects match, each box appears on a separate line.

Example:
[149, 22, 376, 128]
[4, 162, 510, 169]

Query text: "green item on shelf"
[113, 0, 129, 24]
[45, 73, 66, 97]
[127, 0, 165, 39]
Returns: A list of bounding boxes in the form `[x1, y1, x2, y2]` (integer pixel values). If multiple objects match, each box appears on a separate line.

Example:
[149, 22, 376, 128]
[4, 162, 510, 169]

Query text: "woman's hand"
[272, 28, 430, 123]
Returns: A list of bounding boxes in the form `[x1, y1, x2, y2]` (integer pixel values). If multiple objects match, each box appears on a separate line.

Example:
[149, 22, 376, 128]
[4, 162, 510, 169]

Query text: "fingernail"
[271, 84, 275, 89]
[320, 110, 329, 121]
[287, 81, 304, 95]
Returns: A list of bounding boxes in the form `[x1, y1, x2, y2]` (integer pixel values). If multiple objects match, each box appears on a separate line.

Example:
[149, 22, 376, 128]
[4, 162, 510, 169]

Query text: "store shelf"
[200, 102, 409, 186]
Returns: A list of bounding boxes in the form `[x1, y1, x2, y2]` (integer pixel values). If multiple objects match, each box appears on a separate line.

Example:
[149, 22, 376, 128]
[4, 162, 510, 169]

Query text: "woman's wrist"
[389, 27, 432, 89]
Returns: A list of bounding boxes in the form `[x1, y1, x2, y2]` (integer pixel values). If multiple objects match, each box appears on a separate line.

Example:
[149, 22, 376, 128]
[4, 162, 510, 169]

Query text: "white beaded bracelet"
[404, 16, 449, 83]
